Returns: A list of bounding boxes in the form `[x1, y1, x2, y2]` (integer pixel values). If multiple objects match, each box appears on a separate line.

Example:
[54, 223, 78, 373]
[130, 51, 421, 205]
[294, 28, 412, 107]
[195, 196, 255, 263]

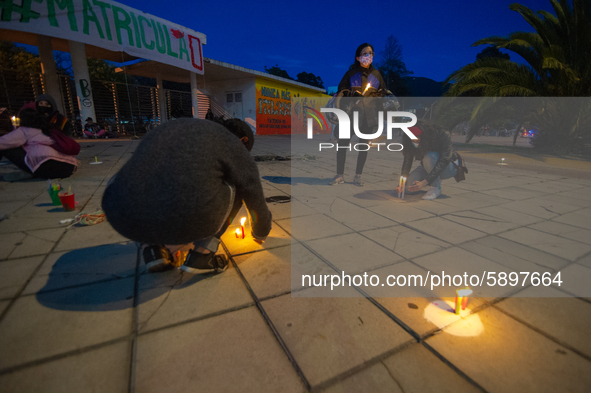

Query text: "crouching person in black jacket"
[102, 118, 272, 273]
[397, 121, 462, 200]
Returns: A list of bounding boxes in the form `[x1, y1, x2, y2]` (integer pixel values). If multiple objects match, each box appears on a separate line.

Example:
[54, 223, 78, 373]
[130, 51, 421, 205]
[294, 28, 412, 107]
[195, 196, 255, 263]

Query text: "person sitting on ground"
[0, 107, 78, 182]
[83, 117, 107, 139]
[102, 118, 272, 273]
[396, 120, 466, 200]
[35, 94, 73, 137]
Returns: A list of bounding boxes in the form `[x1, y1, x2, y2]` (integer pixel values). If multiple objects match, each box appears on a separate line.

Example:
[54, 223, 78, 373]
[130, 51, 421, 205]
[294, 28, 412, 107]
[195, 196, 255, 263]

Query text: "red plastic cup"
[58, 193, 76, 211]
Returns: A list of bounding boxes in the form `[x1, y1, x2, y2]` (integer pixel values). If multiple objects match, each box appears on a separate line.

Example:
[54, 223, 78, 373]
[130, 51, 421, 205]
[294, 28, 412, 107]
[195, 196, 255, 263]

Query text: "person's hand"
[408, 180, 428, 192]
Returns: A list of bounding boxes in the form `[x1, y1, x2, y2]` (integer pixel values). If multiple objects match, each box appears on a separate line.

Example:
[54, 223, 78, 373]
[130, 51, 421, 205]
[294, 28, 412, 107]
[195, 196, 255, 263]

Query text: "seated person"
[83, 117, 106, 138]
[35, 94, 73, 137]
[397, 120, 465, 200]
[102, 118, 272, 273]
[0, 107, 78, 181]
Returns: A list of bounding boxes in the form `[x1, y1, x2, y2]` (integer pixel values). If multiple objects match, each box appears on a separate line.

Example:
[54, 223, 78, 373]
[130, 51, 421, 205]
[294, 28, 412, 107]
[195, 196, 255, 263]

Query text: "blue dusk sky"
[116, 0, 546, 86]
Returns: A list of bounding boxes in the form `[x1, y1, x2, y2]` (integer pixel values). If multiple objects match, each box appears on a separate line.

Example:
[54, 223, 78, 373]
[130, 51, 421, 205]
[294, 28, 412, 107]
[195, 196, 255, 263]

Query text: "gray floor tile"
[382, 343, 481, 393]
[137, 265, 253, 333]
[368, 203, 435, 224]
[288, 214, 353, 242]
[54, 222, 129, 252]
[0, 278, 134, 369]
[527, 221, 591, 245]
[22, 242, 137, 295]
[235, 244, 336, 299]
[499, 228, 591, 261]
[262, 288, 415, 387]
[460, 236, 567, 271]
[360, 225, 450, 259]
[552, 211, 591, 230]
[426, 307, 591, 393]
[305, 232, 403, 275]
[405, 217, 487, 244]
[0, 341, 130, 393]
[556, 264, 591, 297]
[135, 307, 305, 393]
[411, 247, 515, 298]
[0, 256, 44, 299]
[496, 286, 591, 357]
[0, 232, 26, 260]
[497, 199, 580, 219]
[322, 198, 398, 231]
[321, 362, 403, 393]
[7, 228, 65, 259]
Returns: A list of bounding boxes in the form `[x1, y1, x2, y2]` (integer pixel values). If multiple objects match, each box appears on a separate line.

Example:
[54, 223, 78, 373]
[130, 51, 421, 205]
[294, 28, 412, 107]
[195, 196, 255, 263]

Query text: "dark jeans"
[0, 147, 75, 179]
[335, 122, 369, 175]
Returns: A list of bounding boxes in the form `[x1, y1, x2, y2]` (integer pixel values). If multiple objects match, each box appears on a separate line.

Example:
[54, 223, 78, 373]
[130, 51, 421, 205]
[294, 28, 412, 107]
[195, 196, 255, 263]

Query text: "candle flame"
[240, 217, 246, 225]
[235, 228, 241, 235]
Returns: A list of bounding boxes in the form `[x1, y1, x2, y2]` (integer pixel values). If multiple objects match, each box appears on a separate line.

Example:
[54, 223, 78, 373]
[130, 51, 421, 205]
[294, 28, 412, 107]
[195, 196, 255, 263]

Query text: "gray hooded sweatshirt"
[102, 119, 272, 245]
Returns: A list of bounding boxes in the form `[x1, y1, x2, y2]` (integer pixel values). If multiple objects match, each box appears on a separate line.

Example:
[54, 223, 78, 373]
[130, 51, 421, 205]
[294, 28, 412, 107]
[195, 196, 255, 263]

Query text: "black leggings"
[335, 123, 369, 175]
[1, 147, 76, 179]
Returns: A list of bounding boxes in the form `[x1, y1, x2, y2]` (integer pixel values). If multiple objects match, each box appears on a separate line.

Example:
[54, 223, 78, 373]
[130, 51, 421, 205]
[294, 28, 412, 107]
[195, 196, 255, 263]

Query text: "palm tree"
[439, 0, 591, 153]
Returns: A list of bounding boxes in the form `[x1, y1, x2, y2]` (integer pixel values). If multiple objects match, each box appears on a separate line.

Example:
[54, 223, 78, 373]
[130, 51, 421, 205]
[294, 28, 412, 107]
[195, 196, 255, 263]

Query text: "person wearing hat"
[396, 120, 465, 200]
[83, 117, 105, 138]
[35, 94, 73, 137]
[102, 118, 272, 274]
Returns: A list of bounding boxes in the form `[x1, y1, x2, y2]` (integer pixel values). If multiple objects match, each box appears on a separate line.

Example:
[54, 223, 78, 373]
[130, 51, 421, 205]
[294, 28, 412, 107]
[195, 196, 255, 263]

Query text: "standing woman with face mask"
[329, 43, 386, 186]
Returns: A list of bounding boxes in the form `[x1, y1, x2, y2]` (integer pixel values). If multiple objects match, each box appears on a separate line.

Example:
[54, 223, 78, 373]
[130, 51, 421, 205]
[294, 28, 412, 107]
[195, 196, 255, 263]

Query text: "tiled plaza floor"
[0, 135, 590, 392]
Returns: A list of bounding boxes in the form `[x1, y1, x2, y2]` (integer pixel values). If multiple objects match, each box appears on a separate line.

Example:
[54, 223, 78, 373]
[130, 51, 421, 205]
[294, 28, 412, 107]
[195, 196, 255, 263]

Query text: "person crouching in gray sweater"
[102, 118, 272, 273]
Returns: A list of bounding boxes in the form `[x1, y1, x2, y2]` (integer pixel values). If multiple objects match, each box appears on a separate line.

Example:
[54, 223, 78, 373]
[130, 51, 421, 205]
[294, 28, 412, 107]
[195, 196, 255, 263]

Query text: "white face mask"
[359, 54, 373, 67]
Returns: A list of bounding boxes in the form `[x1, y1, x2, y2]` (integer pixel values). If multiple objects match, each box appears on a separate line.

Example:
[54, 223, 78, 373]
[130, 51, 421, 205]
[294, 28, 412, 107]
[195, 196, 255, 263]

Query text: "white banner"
[0, 0, 206, 74]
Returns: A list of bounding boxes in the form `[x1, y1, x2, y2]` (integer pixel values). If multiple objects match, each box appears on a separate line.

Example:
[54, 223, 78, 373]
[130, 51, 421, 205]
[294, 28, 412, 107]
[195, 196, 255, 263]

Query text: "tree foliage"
[375, 35, 413, 96]
[476, 45, 510, 61]
[440, 0, 591, 154]
[0, 41, 41, 72]
[264, 65, 293, 80]
[296, 71, 324, 88]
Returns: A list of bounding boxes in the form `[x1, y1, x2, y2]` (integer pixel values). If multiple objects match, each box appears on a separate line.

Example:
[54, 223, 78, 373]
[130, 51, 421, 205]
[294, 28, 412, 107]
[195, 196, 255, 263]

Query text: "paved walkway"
[0, 135, 590, 392]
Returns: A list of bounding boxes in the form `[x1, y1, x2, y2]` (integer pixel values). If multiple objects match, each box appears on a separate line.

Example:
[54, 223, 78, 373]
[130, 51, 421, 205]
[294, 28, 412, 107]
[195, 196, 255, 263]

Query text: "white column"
[156, 76, 167, 124]
[38, 36, 64, 114]
[68, 41, 96, 122]
[190, 72, 200, 118]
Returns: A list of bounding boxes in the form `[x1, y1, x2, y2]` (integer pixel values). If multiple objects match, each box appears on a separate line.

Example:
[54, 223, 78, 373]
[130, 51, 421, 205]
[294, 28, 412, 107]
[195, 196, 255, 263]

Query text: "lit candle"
[398, 176, 403, 198]
[455, 287, 473, 314]
[362, 82, 371, 95]
[454, 293, 462, 315]
[401, 177, 407, 199]
[235, 217, 246, 239]
[501, 158, 505, 164]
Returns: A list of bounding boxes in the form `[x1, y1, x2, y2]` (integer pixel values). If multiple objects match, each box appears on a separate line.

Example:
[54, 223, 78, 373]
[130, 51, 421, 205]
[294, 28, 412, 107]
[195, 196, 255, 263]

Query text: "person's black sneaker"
[143, 245, 174, 273]
[180, 250, 229, 274]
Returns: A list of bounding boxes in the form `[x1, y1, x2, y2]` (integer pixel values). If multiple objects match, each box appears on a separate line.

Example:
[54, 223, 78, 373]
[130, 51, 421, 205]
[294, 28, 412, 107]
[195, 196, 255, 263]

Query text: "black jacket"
[337, 64, 386, 129]
[401, 122, 458, 185]
[338, 64, 386, 94]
